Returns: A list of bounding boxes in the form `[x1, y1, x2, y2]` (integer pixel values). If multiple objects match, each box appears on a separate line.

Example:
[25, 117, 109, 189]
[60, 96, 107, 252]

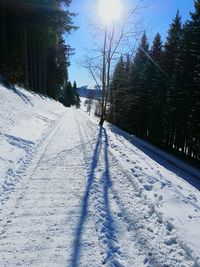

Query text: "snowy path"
[0, 108, 200, 267]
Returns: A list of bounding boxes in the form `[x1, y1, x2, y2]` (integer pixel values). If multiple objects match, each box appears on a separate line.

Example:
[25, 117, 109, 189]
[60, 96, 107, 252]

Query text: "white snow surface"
[0, 86, 200, 267]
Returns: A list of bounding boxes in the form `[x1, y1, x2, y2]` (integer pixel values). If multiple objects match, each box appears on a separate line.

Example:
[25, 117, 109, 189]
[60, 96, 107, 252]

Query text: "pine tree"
[72, 81, 81, 108]
[163, 10, 184, 149]
[108, 9, 200, 165]
[64, 81, 72, 107]
[147, 33, 165, 143]
[0, 0, 76, 99]
[109, 55, 126, 125]
[131, 32, 150, 137]
[183, 0, 200, 160]
[62, 80, 80, 108]
[164, 10, 182, 76]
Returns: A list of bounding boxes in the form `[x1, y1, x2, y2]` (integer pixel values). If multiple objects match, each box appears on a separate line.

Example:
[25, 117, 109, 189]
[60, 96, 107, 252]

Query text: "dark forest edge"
[0, 0, 79, 108]
[109, 1, 200, 168]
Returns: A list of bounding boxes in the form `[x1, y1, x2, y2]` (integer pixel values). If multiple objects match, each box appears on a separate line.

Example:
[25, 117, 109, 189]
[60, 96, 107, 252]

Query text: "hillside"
[0, 85, 200, 267]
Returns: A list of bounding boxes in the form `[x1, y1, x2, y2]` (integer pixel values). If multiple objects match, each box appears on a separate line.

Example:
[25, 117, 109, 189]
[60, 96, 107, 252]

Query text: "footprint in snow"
[147, 227, 154, 233]
[187, 194, 197, 202]
[164, 237, 177, 246]
[143, 184, 153, 191]
[117, 212, 123, 218]
[148, 177, 157, 184]
[165, 221, 174, 232]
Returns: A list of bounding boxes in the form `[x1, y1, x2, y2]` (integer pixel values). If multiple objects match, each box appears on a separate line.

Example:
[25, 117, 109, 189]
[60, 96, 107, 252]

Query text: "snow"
[0, 85, 200, 266]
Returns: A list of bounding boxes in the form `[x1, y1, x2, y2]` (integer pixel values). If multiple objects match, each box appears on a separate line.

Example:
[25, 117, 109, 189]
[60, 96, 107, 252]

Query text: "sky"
[66, 0, 195, 88]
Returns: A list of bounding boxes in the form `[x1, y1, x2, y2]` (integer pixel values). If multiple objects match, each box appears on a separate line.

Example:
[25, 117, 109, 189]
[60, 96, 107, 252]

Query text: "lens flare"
[98, 0, 123, 25]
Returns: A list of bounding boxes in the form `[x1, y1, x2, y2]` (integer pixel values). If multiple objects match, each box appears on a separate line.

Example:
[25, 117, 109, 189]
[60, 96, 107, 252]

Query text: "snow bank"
[107, 124, 200, 189]
[132, 136, 200, 179]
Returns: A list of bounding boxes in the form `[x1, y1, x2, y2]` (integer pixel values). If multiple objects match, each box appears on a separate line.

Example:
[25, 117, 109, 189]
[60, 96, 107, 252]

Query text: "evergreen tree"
[0, 0, 76, 99]
[147, 33, 165, 143]
[72, 81, 81, 108]
[64, 81, 72, 107]
[183, 0, 200, 159]
[109, 55, 126, 125]
[163, 10, 184, 149]
[62, 80, 80, 108]
[108, 8, 200, 165]
[131, 32, 150, 137]
[164, 10, 182, 77]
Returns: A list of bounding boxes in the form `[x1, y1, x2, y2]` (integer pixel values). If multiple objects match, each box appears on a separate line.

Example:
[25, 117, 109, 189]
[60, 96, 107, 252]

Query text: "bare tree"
[84, 0, 149, 126]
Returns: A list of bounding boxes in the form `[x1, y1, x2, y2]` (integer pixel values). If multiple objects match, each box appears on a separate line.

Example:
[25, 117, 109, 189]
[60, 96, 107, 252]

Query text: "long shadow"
[0, 75, 33, 106]
[101, 128, 121, 266]
[70, 128, 102, 267]
[108, 124, 200, 191]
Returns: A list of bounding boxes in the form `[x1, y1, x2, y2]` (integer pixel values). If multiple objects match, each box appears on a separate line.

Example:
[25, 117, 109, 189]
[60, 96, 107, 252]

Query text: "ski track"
[0, 108, 199, 267]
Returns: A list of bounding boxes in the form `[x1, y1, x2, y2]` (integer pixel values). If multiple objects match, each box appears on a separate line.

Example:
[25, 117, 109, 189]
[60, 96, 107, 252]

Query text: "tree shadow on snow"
[70, 127, 121, 267]
[0, 74, 33, 106]
[100, 128, 122, 266]
[70, 127, 102, 267]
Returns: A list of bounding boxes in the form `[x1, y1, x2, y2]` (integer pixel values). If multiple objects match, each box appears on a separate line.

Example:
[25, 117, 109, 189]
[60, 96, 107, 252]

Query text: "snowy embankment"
[0, 87, 200, 267]
[132, 136, 200, 180]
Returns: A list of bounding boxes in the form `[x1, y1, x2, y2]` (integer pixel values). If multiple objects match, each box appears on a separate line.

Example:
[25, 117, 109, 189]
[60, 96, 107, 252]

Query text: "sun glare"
[98, 0, 123, 25]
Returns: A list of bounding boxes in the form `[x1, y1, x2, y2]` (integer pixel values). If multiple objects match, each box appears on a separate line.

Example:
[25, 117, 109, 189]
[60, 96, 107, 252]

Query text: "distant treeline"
[0, 0, 76, 101]
[109, 1, 200, 167]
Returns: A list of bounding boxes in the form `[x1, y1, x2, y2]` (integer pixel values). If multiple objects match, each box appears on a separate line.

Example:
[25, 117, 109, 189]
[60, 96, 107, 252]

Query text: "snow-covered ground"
[0, 86, 200, 267]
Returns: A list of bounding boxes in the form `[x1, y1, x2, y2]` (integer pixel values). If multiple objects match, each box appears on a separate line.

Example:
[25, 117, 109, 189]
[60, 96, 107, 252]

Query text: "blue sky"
[66, 0, 195, 87]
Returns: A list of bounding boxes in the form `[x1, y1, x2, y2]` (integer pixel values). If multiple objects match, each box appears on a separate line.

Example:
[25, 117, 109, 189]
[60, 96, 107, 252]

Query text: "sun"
[98, 0, 123, 25]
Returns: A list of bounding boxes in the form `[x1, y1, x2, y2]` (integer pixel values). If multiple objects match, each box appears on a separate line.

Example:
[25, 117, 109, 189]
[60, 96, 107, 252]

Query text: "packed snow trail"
[0, 106, 200, 266]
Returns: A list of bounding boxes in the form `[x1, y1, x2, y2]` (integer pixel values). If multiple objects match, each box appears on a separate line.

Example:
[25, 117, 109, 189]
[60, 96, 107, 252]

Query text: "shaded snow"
[0, 86, 200, 266]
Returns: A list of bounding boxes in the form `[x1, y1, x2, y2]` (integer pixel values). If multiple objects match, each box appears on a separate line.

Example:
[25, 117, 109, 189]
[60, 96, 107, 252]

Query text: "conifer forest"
[109, 3, 200, 167]
[0, 0, 79, 104]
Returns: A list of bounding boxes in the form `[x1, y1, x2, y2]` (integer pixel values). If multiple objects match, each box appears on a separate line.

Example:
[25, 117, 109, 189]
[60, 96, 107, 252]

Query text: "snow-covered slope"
[0, 85, 200, 266]
[0, 84, 65, 205]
